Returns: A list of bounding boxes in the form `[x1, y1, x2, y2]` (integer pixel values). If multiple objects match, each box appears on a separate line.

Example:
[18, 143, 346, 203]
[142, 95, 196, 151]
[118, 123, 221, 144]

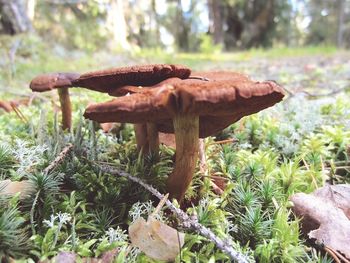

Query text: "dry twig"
[325, 246, 350, 263]
[44, 144, 74, 174]
[211, 138, 238, 145]
[282, 85, 349, 100]
[11, 104, 28, 123]
[324, 246, 341, 263]
[98, 163, 249, 263]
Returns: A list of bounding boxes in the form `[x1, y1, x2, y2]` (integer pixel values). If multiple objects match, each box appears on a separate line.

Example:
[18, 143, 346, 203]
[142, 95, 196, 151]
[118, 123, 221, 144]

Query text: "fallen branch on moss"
[98, 163, 249, 263]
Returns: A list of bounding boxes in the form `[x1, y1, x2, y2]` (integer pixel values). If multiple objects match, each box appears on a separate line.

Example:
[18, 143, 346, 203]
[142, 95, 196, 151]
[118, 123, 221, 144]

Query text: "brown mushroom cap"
[30, 73, 80, 92]
[108, 77, 184, 97]
[84, 72, 285, 138]
[108, 71, 247, 97]
[72, 64, 191, 93]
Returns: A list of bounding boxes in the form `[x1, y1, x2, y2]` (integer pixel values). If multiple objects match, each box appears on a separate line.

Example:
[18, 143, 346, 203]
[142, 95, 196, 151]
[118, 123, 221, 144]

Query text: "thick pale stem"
[134, 123, 148, 153]
[57, 87, 72, 130]
[147, 122, 159, 158]
[167, 114, 199, 202]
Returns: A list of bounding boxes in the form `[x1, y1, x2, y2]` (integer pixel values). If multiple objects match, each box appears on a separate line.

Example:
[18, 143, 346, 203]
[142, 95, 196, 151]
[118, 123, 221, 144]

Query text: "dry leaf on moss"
[54, 249, 119, 263]
[290, 184, 350, 260]
[159, 132, 176, 149]
[0, 180, 35, 199]
[129, 216, 185, 262]
[313, 184, 350, 219]
[128, 194, 185, 262]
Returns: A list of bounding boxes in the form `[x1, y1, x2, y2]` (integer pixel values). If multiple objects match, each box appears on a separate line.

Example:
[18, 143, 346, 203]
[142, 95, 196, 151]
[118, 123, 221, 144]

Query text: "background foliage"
[1, 0, 350, 52]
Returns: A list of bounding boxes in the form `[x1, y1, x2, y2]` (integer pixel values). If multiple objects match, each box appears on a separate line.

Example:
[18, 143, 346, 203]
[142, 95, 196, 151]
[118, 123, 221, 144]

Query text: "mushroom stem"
[134, 123, 159, 157]
[167, 114, 199, 202]
[134, 123, 149, 153]
[146, 122, 159, 158]
[57, 87, 72, 130]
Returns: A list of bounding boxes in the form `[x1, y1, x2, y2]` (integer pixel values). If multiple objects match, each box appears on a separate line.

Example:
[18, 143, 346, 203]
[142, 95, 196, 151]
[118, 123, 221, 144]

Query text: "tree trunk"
[0, 0, 33, 34]
[106, 0, 129, 50]
[175, 0, 189, 51]
[208, 0, 223, 45]
[337, 0, 345, 48]
[26, 0, 36, 21]
[223, 3, 243, 49]
[242, 0, 275, 48]
[151, 0, 160, 43]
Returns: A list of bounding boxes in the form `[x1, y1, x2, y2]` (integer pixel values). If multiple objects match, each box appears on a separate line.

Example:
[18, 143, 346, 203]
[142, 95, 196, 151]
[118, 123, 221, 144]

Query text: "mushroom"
[84, 71, 285, 201]
[30, 64, 191, 153]
[72, 64, 191, 155]
[0, 100, 13, 112]
[30, 72, 80, 130]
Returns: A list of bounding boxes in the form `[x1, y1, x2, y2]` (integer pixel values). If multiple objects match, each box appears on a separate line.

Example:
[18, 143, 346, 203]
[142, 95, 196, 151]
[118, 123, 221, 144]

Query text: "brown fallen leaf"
[54, 251, 76, 263]
[100, 122, 117, 133]
[129, 217, 185, 262]
[313, 184, 350, 219]
[159, 132, 176, 149]
[128, 194, 185, 262]
[100, 122, 125, 134]
[53, 249, 119, 263]
[0, 180, 35, 199]
[211, 175, 228, 193]
[290, 185, 350, 260]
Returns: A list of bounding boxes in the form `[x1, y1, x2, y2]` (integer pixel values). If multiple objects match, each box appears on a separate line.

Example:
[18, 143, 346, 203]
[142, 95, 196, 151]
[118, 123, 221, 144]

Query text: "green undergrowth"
[1, 40, 349, 261]
[0, 90, 349, 262]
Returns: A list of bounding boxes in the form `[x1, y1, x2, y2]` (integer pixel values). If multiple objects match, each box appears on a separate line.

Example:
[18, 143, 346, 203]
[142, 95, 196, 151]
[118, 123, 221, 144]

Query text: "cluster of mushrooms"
[30, 64, 284, 202]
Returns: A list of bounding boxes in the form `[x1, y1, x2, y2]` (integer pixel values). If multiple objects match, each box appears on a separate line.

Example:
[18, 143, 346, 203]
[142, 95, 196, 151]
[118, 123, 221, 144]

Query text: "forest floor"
[0, 44, 350, 262]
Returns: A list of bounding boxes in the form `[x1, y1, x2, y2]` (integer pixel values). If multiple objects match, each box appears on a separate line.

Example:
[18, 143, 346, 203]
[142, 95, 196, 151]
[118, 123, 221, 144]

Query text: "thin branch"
[44, 144, 73, 175]
[211, 138, 239, 145]
[282, 85, 349, 100]
[31, 144, 73, 234]
[324, 246, 350, 263]
[11, 104, 28, 123]
[98, 163, 249, 263]
[30, 190, 40, 235]
[324, 246, 341, 263]
[151, 193, 169, 217]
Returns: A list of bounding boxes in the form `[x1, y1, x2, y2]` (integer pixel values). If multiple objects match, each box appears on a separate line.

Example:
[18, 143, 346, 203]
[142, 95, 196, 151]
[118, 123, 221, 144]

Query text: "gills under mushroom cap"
[84, 71, 285, 138]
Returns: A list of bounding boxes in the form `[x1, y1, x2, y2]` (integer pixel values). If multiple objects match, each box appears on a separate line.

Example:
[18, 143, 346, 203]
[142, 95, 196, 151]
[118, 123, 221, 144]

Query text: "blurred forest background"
[1, 0, 349, 54]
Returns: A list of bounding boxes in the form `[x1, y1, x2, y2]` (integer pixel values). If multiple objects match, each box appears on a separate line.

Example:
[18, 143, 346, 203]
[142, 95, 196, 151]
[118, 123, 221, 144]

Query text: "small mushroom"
[72, 64, 191, 93]
[30, 64, 191, 151]
[73, 64, 191, 155]
[84, 71, 285, 201]
[30, 72, 80, 130]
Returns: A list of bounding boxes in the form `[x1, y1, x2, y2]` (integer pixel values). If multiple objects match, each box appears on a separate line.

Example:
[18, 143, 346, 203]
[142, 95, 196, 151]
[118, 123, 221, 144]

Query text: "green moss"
[0, 45, 349, 262]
